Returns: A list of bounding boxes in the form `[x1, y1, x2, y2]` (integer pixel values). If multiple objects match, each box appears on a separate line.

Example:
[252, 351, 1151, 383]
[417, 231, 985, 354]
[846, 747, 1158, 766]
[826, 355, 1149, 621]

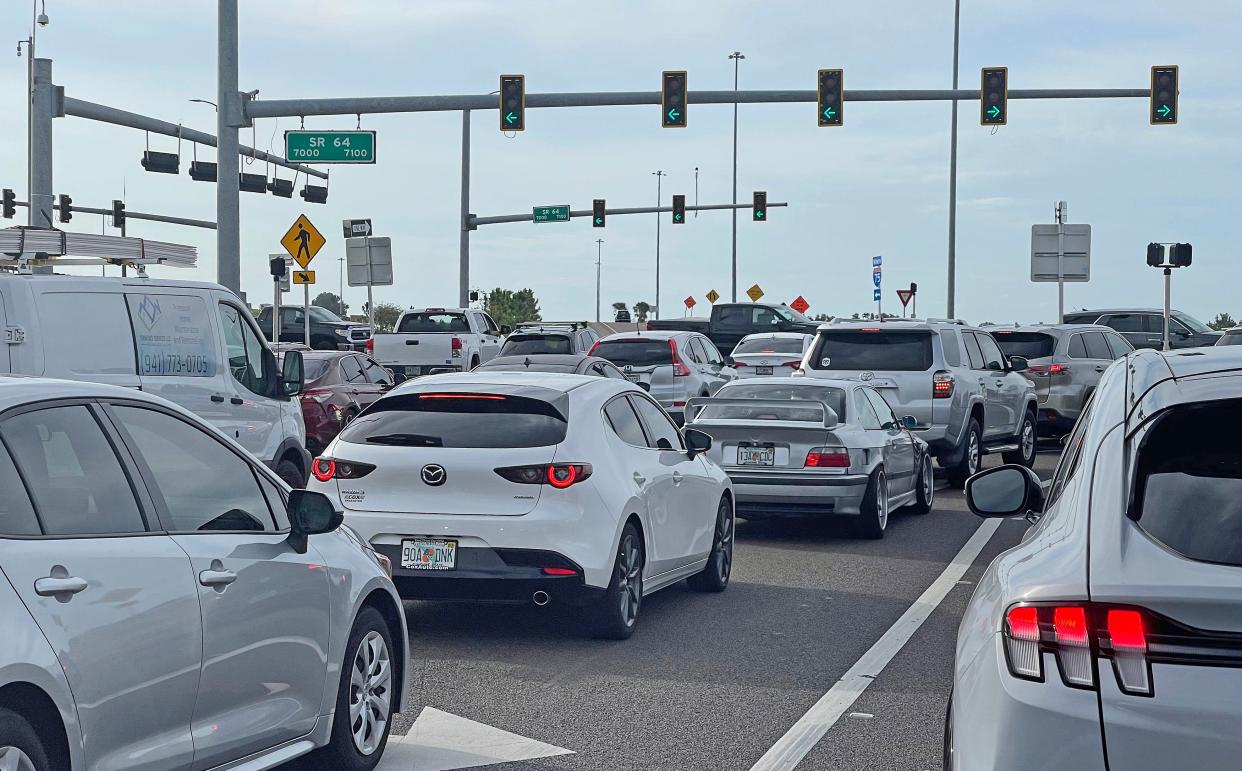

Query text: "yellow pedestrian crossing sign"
[292, 270, 316, 285]
[706, 289, 720, 304]
[746, 284, 764, 302]
[281, 214, 326, 269]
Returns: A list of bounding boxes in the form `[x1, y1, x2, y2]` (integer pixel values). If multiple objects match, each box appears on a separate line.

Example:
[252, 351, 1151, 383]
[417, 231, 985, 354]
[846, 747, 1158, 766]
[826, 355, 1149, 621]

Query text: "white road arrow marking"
[376, 707, 574, 771]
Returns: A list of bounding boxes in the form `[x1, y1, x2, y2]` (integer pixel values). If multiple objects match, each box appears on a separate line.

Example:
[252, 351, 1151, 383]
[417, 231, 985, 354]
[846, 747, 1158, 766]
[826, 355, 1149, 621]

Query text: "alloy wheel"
[922, 459, 935, 507]
[877, 472, 889, 531]
[349, 630, 392, 756]
[967, 432, 980, 475]
[713, 503, 734, 581]
[1021, 420, 1036, 462]
[617, 535, 642, 627]
[0, 747, 36, 771]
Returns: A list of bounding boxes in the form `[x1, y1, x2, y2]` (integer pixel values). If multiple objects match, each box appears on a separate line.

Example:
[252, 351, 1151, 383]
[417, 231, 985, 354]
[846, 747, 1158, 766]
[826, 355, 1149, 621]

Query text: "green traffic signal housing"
[1150, 66, 1178, 125]
[671, 195, 686, 223]
[592, 199, 606, 228]
[500, 74, 525, 132]
[817, 68, 844, 126]
[752, 191, 767, 221]
[662, 71, 688, 128]
[980, 67, 1008, 126]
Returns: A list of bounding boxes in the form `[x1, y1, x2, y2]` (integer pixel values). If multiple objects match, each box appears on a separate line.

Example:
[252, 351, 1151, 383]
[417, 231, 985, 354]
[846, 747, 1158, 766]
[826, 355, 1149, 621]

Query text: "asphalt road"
[299, 451, 1054, 771]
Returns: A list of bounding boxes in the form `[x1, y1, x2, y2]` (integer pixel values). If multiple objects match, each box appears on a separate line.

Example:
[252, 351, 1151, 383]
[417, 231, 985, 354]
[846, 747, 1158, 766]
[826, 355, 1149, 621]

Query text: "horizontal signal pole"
[469, 201, 787, 228]
[246, 88, 1149, 120]
[62, 96, 328, 180]
[12, 199, 217, 230]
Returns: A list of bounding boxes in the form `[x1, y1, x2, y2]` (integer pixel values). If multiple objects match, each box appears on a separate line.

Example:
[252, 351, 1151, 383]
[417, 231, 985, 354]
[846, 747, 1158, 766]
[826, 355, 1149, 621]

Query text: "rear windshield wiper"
[364, 433, 444, 447]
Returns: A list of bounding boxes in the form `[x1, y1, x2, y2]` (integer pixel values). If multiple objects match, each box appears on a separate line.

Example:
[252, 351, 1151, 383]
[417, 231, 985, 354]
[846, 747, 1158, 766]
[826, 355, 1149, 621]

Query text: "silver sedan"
[685, 377, 934, 538]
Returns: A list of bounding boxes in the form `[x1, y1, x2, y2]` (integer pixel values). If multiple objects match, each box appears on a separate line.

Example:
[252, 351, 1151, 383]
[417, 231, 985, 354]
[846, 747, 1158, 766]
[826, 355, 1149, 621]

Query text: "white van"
[0, 274, 311, 486]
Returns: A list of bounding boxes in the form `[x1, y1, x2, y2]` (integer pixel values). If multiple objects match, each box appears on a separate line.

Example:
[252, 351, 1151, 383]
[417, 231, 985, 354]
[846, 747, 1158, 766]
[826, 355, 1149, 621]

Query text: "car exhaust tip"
[532, 591, 550, 607]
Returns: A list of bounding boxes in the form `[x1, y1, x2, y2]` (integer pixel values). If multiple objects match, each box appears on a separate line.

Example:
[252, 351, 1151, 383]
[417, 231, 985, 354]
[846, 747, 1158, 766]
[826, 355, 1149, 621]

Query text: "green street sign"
[533, 205, 571, 223]
[285, 130, 376, 164]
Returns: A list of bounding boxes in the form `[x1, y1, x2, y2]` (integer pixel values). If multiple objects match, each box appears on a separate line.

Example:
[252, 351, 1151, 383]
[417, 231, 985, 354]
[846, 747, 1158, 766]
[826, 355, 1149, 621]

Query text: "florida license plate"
[401, 538, 458, 570]
[624, 374, 642, 382]
[755, 366, 773, 375]
[738, 446, 775, 466]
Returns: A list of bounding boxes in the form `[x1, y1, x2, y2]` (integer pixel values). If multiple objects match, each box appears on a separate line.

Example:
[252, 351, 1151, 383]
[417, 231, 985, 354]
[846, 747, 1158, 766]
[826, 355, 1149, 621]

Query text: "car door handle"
[230, 397, 244, 405]
[198, 568, 238, 588]
[632, 472, 647, 486]
[210, 394, 226, 403]
[672, 471, 684, 486]
[34, 575, 88, 597]
[405, 340, 419, 345]
[1095, 365, 1107, 372]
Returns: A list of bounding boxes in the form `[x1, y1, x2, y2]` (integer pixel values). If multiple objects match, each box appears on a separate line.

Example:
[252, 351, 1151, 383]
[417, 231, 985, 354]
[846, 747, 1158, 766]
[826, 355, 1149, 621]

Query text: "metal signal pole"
[653, 170, 666, 320]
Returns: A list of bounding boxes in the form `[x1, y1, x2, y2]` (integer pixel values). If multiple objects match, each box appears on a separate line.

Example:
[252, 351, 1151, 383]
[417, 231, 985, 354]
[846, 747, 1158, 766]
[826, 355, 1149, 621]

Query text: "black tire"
[1002, 409, 1037, 467]
[470, 356, 480, 371]
[946, 419, 982, 488]
[276, 457, 306, 489]
[311, 336, 338, 351]
[855, 468, 889, 540]
[0, 707, 52, 771]
[688, 497, 733, 592]
[303, 607, 396, 770]
[585, 523, 644, 639]
[907, 454, 935, 515]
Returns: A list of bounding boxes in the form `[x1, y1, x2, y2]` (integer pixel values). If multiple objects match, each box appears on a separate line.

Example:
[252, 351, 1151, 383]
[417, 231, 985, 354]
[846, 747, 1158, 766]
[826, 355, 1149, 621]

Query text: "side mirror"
[286, 489, 343, 554]
[684, 428, 712, 459]
[901, 415, 918, 430]
[500, 325, 512, 335]
[965, 465, 1045, 519]
[281, 349, 305, 397]
[1008, 355, 1029, 372]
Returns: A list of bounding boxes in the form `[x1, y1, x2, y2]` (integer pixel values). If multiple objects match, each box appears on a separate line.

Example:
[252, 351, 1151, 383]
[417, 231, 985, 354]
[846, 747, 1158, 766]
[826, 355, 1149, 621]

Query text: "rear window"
[300, 358, 333, 382]
[809, 331, 933, 372]
[1133, 400, 1242, 567]
[733, 337, 805, 355]
[396, 312, 470, 334]
[339, 393, 568, 448]
[478, 360, 576, 373]
[706, 384, 846, 422]
[500, 335, 573, 356]
[993, 332, 1056, 359]
[592, 339, 672, 367]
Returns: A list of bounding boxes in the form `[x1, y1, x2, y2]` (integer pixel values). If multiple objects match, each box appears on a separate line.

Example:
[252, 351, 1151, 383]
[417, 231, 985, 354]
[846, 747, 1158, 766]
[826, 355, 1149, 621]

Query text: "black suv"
[1062, 308, 1221, 350]
[257, 305, 372, 351]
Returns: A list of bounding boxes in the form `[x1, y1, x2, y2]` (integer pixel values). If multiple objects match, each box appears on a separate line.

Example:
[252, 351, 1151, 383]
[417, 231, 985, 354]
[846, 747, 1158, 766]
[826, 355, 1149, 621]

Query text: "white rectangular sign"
[1031, 223, 1091, 283]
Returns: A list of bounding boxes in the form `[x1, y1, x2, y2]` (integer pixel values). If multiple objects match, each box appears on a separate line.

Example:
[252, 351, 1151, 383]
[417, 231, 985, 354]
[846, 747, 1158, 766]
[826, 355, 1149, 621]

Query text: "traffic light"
[661, 70, 688, 128]
[111, 200, 125, 229]
[1146, 242, 1165, 267]
[671, 195, 686, 224]
[300, 184, 328, 204]
[1170, 243, 1192, 267]
[189, 161, 217, 182]
[1150, 66, 1178, 125]
[57, 194, 72, 224]
[268, 178, 294, 198]
[239, 173, 267, 194]
[269, 255, 287, 279]
[817, 68, 844, 126]
[500, 74, 525, 132]
[592, 198, 606, 228]
[141, 150, 180, 174]
[980, 67, 1008, 126]
[2, 189, 15, 219]
[752, 191, 767, 221]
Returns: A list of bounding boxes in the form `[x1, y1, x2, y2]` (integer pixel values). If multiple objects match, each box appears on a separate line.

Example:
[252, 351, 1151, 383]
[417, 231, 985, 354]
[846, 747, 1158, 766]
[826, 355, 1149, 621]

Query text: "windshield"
[809, 331, 934, 372]
[500, 335, 573, 355]
[1172, 312, 1212, 334]
[733, 337, 806, 355]
[396, 312, 471, 334]
[992, 332, 1056, 359]
[1218, 331, 1242, 346]
[592, 339, 672, 367]
[309, 306, 344, 323]
[703, 384, 846, 422]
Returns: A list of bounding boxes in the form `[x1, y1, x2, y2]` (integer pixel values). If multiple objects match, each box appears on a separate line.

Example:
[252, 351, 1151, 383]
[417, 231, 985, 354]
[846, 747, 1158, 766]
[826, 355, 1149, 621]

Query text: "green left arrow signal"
[674, 214, 682, 221]
[987, 105, 1002, 119]
[823, 106, 837, 120]
[505, 111, 518, 125]
[667, 108, 681, 123]
[594, 217, 603, 225]
[755, 211, 764, 218]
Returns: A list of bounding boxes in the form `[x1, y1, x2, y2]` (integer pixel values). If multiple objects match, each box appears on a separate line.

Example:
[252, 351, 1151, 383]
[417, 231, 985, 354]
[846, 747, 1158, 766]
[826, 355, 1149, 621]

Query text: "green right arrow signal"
[1157, 104, 1172, 118]
[987, 105, 1002, 119]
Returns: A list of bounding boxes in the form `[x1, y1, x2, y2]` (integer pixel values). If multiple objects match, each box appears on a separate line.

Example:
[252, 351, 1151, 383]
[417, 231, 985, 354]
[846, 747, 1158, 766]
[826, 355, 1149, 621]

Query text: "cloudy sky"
[3, 0, 1239, 324]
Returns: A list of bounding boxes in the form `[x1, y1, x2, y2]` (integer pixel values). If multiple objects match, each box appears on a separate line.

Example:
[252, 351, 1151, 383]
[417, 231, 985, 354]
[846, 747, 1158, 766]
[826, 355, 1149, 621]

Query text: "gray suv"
[1062, 308, 1221, 349]
[992, 324, 1133, 434]
[799, 320, 1037, 485]
[499, 322, 600, 357]
[591, 330, 736, 424]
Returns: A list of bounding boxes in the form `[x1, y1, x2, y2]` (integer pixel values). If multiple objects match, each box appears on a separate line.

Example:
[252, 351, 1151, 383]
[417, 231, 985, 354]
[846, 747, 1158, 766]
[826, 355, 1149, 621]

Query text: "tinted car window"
[853, 390, 882, 429]
[715, 306, 750, 330]
[1102, 314, 1146, 333]
[0, 444, 41, 536]
[716, 383, 846, 421]
[1134, 400, 1242, 567]
[1218, 331, 1242, 346]
[864, 389, 898, 427]
[363, 358, 392, 385]
[604, 397, 648, 446]
[1068, 334, 1089, 358]
[113, 406, 274, 532]
[963, 333, 986, 369]
[1105, 333, 1133, 358]
[938, 330, 962, 367]
[629, 395, 684, 451]
[220, 303, 271, 396]
[701, 338, 725, 365]
[501, 334, 574, 356]
[3, 406, 146, 536]
[1083, 331, 1112, 359]
[734, 337, 804, 355]
[993, 332, 1056, 359]
[396, 312, 470, 333]
[596, 362, 626, 379]
[810, 331, 933, 371]
[301, 357, 333, 382]
[339, 393, 568, 448]
[975, 334, 1007, 371]
[339, 355, 366, 383]
[685, 338, 707, 364]
[592, 339, 673, 367]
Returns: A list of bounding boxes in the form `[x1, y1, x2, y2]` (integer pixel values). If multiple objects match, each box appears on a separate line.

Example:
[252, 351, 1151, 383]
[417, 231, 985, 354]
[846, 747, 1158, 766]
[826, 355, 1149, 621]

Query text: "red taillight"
[1053, 606, 1090, 646]
[541, 567, 578, 576]
[782, 361, 802, 368]
[1003, 606, 1043, 680]
[933, 370, 955, 398]
[301, 388, 333, 404]
[418, 393, 506, 400]
[451, 336, 463, 357]
[805, 447, 850, 468]
[311, 457, 374, 482]
[732, 361, 748, 367]
[1106, 609, 1151, 695]
[1027, 363, 1067, 375]
[1003, 604, 1153, 696]
[1107, 609, 1146, 649]
[365, 338, 374, 354]
[495, 463, 593, 488]
[1053, 606, 1094, 686]
[588, 341, 600, 356]
[312, 457, 336, 482]
[669, 340, 691, 377]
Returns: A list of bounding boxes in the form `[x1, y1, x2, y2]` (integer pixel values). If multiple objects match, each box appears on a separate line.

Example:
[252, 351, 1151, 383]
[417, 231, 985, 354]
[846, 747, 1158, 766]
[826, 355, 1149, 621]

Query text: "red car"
[293, 351, 394, 454]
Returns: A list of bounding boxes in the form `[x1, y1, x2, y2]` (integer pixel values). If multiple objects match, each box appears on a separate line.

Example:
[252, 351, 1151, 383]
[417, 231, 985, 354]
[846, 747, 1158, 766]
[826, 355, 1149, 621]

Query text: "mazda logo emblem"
[420, 464, 446, 486]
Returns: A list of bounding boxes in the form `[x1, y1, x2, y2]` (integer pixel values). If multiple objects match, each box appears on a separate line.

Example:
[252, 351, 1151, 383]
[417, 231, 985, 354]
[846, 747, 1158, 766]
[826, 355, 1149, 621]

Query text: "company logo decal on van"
[136, 296, 162, 330]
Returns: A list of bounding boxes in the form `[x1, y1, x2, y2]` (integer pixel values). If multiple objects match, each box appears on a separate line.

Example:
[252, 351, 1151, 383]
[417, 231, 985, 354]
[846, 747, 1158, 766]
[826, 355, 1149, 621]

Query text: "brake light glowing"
[1006, 606, 1040, 640]
[1003, 604, 1155, 696]
[669, 339, 691, 377]
[547, 464, 579, 488]
[861, 327, 882, 332]
[933, 370, 955, 399]
[1107, 610, 1146, 649]
[301, 388, 334, 404]
[495, 463, 593, 488]
[805, 447, 850, 468]
[1004, 605, 1043, 680]
[312, 458, 336, 482]
[1026, 363, 1067, 375]
[1053, 606, 1089, 646]
[733, 361, 748, 367]
[1053, 606, 1094, 686]
[782, 361, 802, 368]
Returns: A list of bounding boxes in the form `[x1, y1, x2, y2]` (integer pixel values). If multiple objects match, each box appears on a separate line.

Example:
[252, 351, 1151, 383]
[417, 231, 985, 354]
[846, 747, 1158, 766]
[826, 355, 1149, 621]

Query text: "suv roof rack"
[925, 318, 968, 325]
[513, 321, 589, 332]
[0, 226, 197, 274]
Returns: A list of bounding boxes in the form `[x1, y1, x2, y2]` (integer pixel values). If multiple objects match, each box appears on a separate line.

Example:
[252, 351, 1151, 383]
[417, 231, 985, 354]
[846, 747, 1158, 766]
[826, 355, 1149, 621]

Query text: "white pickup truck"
[372, 307, 507, 380]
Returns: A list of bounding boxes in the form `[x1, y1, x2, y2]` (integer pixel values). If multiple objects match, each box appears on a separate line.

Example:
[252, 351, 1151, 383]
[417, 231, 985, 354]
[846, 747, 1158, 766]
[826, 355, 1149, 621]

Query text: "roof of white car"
[597, 330, 685, 341]
[721, 376, 858, 390]
[0, 375, 164, 410]
[393, 370, 633, 396]
[738, 331, 814, 340]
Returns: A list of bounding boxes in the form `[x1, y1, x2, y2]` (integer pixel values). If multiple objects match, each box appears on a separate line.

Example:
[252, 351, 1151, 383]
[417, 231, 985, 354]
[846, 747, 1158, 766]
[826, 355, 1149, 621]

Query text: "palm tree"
[633, 302, 652, 323]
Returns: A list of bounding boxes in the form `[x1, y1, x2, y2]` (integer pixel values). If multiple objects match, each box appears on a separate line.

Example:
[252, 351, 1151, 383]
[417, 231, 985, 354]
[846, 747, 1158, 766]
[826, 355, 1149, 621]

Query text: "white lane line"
[749, 518, 1003, 771]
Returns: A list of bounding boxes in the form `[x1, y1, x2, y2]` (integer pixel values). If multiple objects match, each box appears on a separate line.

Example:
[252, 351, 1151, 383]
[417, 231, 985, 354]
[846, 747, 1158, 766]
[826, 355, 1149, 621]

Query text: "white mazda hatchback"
[308, 372, 734, 638]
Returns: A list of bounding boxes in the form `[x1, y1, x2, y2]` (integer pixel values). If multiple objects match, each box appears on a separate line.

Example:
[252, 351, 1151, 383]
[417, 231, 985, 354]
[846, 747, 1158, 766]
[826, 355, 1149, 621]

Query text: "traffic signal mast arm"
[2, 194, 217, 229]
[470, 200, 788, 228]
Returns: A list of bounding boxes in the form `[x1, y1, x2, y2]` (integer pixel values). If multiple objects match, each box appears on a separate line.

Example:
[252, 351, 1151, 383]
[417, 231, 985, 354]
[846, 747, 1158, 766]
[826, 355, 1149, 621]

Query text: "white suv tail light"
[1003, 603, 1155, 696]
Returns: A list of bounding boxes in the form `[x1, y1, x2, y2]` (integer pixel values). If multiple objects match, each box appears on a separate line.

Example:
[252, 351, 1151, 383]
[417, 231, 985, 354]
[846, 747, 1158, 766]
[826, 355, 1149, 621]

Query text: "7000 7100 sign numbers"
[284, 130, 377, 164]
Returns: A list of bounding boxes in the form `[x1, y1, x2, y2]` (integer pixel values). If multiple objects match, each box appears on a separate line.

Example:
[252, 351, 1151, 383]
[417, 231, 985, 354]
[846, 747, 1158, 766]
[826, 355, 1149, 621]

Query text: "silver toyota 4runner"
[798, 319, 1038, 485]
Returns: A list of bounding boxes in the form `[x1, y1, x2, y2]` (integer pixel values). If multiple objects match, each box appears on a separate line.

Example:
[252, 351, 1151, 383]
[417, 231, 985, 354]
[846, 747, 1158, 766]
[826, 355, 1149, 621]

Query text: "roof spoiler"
[684, 397, 838, 428]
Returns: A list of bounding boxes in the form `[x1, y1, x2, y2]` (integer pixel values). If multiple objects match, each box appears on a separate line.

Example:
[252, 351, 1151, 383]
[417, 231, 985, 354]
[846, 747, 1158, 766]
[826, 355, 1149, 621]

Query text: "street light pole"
[653, 170, 666, 320]
[946, 0, 961, 318]
[595, 238, 604, 323]
[729, 51, 745, 303]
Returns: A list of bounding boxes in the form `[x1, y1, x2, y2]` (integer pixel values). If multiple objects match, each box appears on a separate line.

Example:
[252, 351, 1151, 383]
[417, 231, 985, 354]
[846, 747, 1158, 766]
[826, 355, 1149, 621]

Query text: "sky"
[3, 0, 1240, 325]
